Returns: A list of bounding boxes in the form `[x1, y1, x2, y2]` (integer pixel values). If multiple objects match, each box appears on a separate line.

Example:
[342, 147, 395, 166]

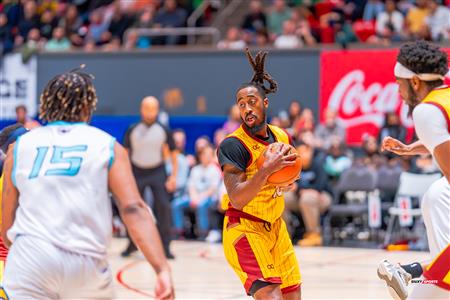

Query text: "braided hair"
[39, 65, 97, 122]
[237, 48, 278, 98]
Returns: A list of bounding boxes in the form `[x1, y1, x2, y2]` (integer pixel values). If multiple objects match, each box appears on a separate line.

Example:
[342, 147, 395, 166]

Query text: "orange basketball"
[256, 142, 302, 186]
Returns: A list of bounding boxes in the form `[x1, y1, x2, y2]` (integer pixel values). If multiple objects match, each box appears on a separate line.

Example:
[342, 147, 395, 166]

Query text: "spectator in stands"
[363, 0, 384, 22]
[268, 0, 292, 36]
[0, 12, 14, 54]
[108, 2, 135, 43]
[171, 145, 222, 240]
[87, 10, 109, 43]
[187, 135, 212, 167]
[17, 0, 40, 44]
[255, 29, 271, 47]
[39, 9, 58, 40]
[59, 4, 83, 47]
[375, 0, 404, 42]
[44, 26, 71, 51]
[378, 112, 407, 145]
[315, 108, 346, 150]
[425, 0, 450, 41]
[241, 0, 267, 33]
[274, 20, 302, 48]
[405, 0, 430, 39]
[290, 8, 316, 46]
[102, 36, 121, 51]
[132, 6, 155, 47]
[154, 0, 188, 45]
[295, 142, 331, 247]
[355, 134, 385, 170]
[288, 100, 302, 128]
[20, 27, 43, 61]
[166, 129, 190, 202]
[293, 107, 315, 138]
[323, 139, 352, 181]
[217, 27, 246, 50]
[222, 104, 241, 135]
[83, 38, 96, 51]
[15, 105, 40, 129]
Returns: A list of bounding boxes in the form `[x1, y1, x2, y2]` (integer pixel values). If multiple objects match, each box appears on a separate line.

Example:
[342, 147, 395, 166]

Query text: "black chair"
[323, 165, 377, 244]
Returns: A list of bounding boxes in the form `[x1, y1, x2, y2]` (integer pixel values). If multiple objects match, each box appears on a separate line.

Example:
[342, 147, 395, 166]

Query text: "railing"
[211, 0, 245, 29]
[123, 27, 221, 47]
[186, 0, 212, 45]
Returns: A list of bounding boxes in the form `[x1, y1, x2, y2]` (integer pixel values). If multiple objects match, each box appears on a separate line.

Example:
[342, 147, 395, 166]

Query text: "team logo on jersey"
[272, 187, 283, 198]
[0, 287, 9, 300]
[252, 144, 261, 150]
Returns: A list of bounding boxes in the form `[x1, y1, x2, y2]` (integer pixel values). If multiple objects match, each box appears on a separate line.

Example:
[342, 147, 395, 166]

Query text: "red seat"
[353, 20, 376, 42]
[320, 26, 335, 43]
[315, 1, 336, 17]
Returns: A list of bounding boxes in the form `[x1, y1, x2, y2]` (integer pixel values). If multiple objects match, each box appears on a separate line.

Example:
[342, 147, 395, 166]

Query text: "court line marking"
[116, 260, 154, 298]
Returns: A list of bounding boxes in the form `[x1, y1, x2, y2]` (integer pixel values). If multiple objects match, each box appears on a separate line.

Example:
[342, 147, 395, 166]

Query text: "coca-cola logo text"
[327, 70, 413, 129]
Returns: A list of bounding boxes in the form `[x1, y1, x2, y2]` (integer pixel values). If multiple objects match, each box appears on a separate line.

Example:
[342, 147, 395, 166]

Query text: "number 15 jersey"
[8, 121, 115, 259]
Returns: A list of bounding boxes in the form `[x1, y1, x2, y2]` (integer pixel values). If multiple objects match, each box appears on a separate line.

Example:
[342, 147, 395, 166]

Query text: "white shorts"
[421, 177, 450, 258]
[3, 235, 114, 300]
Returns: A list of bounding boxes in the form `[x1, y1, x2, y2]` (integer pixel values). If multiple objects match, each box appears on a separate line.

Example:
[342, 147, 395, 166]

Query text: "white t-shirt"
[413, 103, 450, 154]
[274, 35, 302, 49]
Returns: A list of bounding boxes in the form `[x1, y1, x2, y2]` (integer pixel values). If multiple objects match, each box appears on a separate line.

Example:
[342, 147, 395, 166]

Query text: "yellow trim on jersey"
[0, 175, 3, 227]
[422, 87, 450, 132]
[222, 125, 290, 223]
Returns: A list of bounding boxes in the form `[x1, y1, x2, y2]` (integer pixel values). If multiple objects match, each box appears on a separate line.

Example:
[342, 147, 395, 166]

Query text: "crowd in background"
[1, 0, 449, 55]
[9, 97, 443, 248]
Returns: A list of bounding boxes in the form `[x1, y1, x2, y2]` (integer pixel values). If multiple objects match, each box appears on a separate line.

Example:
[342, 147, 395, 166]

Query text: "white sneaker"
[205, 230, 221, 243]
[377, 259, 411, 300]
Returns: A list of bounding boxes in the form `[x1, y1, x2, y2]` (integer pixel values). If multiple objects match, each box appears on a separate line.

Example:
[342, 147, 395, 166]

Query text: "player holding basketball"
[1, 67, 174, 299]
[218, 49, 301, 299]
[378, 41, 450, 300]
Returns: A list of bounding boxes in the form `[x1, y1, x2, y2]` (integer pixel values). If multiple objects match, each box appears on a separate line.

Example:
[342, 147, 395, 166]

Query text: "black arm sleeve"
[161, 123, 176, 151]
[218, 137, 251, 171]
[123, 123, 137, 149]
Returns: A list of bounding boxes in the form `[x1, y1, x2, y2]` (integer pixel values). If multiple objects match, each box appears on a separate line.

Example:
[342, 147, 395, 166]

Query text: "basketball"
[256, 142, 302, 186]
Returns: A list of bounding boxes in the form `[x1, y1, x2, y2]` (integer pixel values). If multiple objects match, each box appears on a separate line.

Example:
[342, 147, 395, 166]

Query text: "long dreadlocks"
[39, 65, 97, 123]
[237, 48, 278, 98]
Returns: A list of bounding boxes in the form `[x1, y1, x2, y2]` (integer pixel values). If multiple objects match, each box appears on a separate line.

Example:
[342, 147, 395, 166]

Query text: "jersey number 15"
[29, 145, 88, 178]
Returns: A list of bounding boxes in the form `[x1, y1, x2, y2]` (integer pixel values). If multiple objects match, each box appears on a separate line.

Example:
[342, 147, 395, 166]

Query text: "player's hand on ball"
[262, 143, 298, 175]
[381, 136, 410, 155]
[155, 269, 174, 300]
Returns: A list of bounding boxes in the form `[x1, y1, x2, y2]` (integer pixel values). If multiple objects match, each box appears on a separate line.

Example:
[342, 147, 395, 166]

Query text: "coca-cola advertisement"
[320, 49, 450, 145]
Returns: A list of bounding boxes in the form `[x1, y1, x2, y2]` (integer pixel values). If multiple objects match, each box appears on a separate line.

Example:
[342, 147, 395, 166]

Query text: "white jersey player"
[377, 41, 450, 300]
[1, 67, 174, 299]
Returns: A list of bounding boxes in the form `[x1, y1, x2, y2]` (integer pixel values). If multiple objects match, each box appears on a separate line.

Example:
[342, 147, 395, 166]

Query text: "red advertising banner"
[320, 49, 450, 145]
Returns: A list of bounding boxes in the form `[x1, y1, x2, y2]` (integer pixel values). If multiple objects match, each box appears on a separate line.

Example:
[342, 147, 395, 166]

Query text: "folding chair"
[383, 172, 442, 246]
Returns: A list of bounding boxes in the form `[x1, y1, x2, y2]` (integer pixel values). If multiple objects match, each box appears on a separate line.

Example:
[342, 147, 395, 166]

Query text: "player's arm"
[223, 144, 296, 210]
[1, 144, 19, 248]
[381, 137, 429, 155]
[108, 142, 174, 299]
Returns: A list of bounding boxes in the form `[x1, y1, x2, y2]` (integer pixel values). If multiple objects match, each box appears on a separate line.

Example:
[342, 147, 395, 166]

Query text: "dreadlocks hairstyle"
[397, 40, 449, 88]
[39, 65, 97, 123]
[237, 48, 278, 98]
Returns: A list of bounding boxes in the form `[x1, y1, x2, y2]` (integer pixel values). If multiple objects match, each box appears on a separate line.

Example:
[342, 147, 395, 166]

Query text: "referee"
[122, 96, 178, 259]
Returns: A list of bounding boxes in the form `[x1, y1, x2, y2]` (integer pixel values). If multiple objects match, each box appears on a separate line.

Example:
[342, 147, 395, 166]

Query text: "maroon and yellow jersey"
[221, 124, 291, 223]
[423, 244, 450, 291]
[422, 87, 450, 134]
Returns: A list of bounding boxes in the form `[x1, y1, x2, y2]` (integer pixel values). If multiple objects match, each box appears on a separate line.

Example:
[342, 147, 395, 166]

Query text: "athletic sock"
[401, 262, 423, 279]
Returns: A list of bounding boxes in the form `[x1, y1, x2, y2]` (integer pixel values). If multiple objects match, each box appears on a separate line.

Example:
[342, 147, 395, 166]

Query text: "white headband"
[394, 62, 445, 81]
